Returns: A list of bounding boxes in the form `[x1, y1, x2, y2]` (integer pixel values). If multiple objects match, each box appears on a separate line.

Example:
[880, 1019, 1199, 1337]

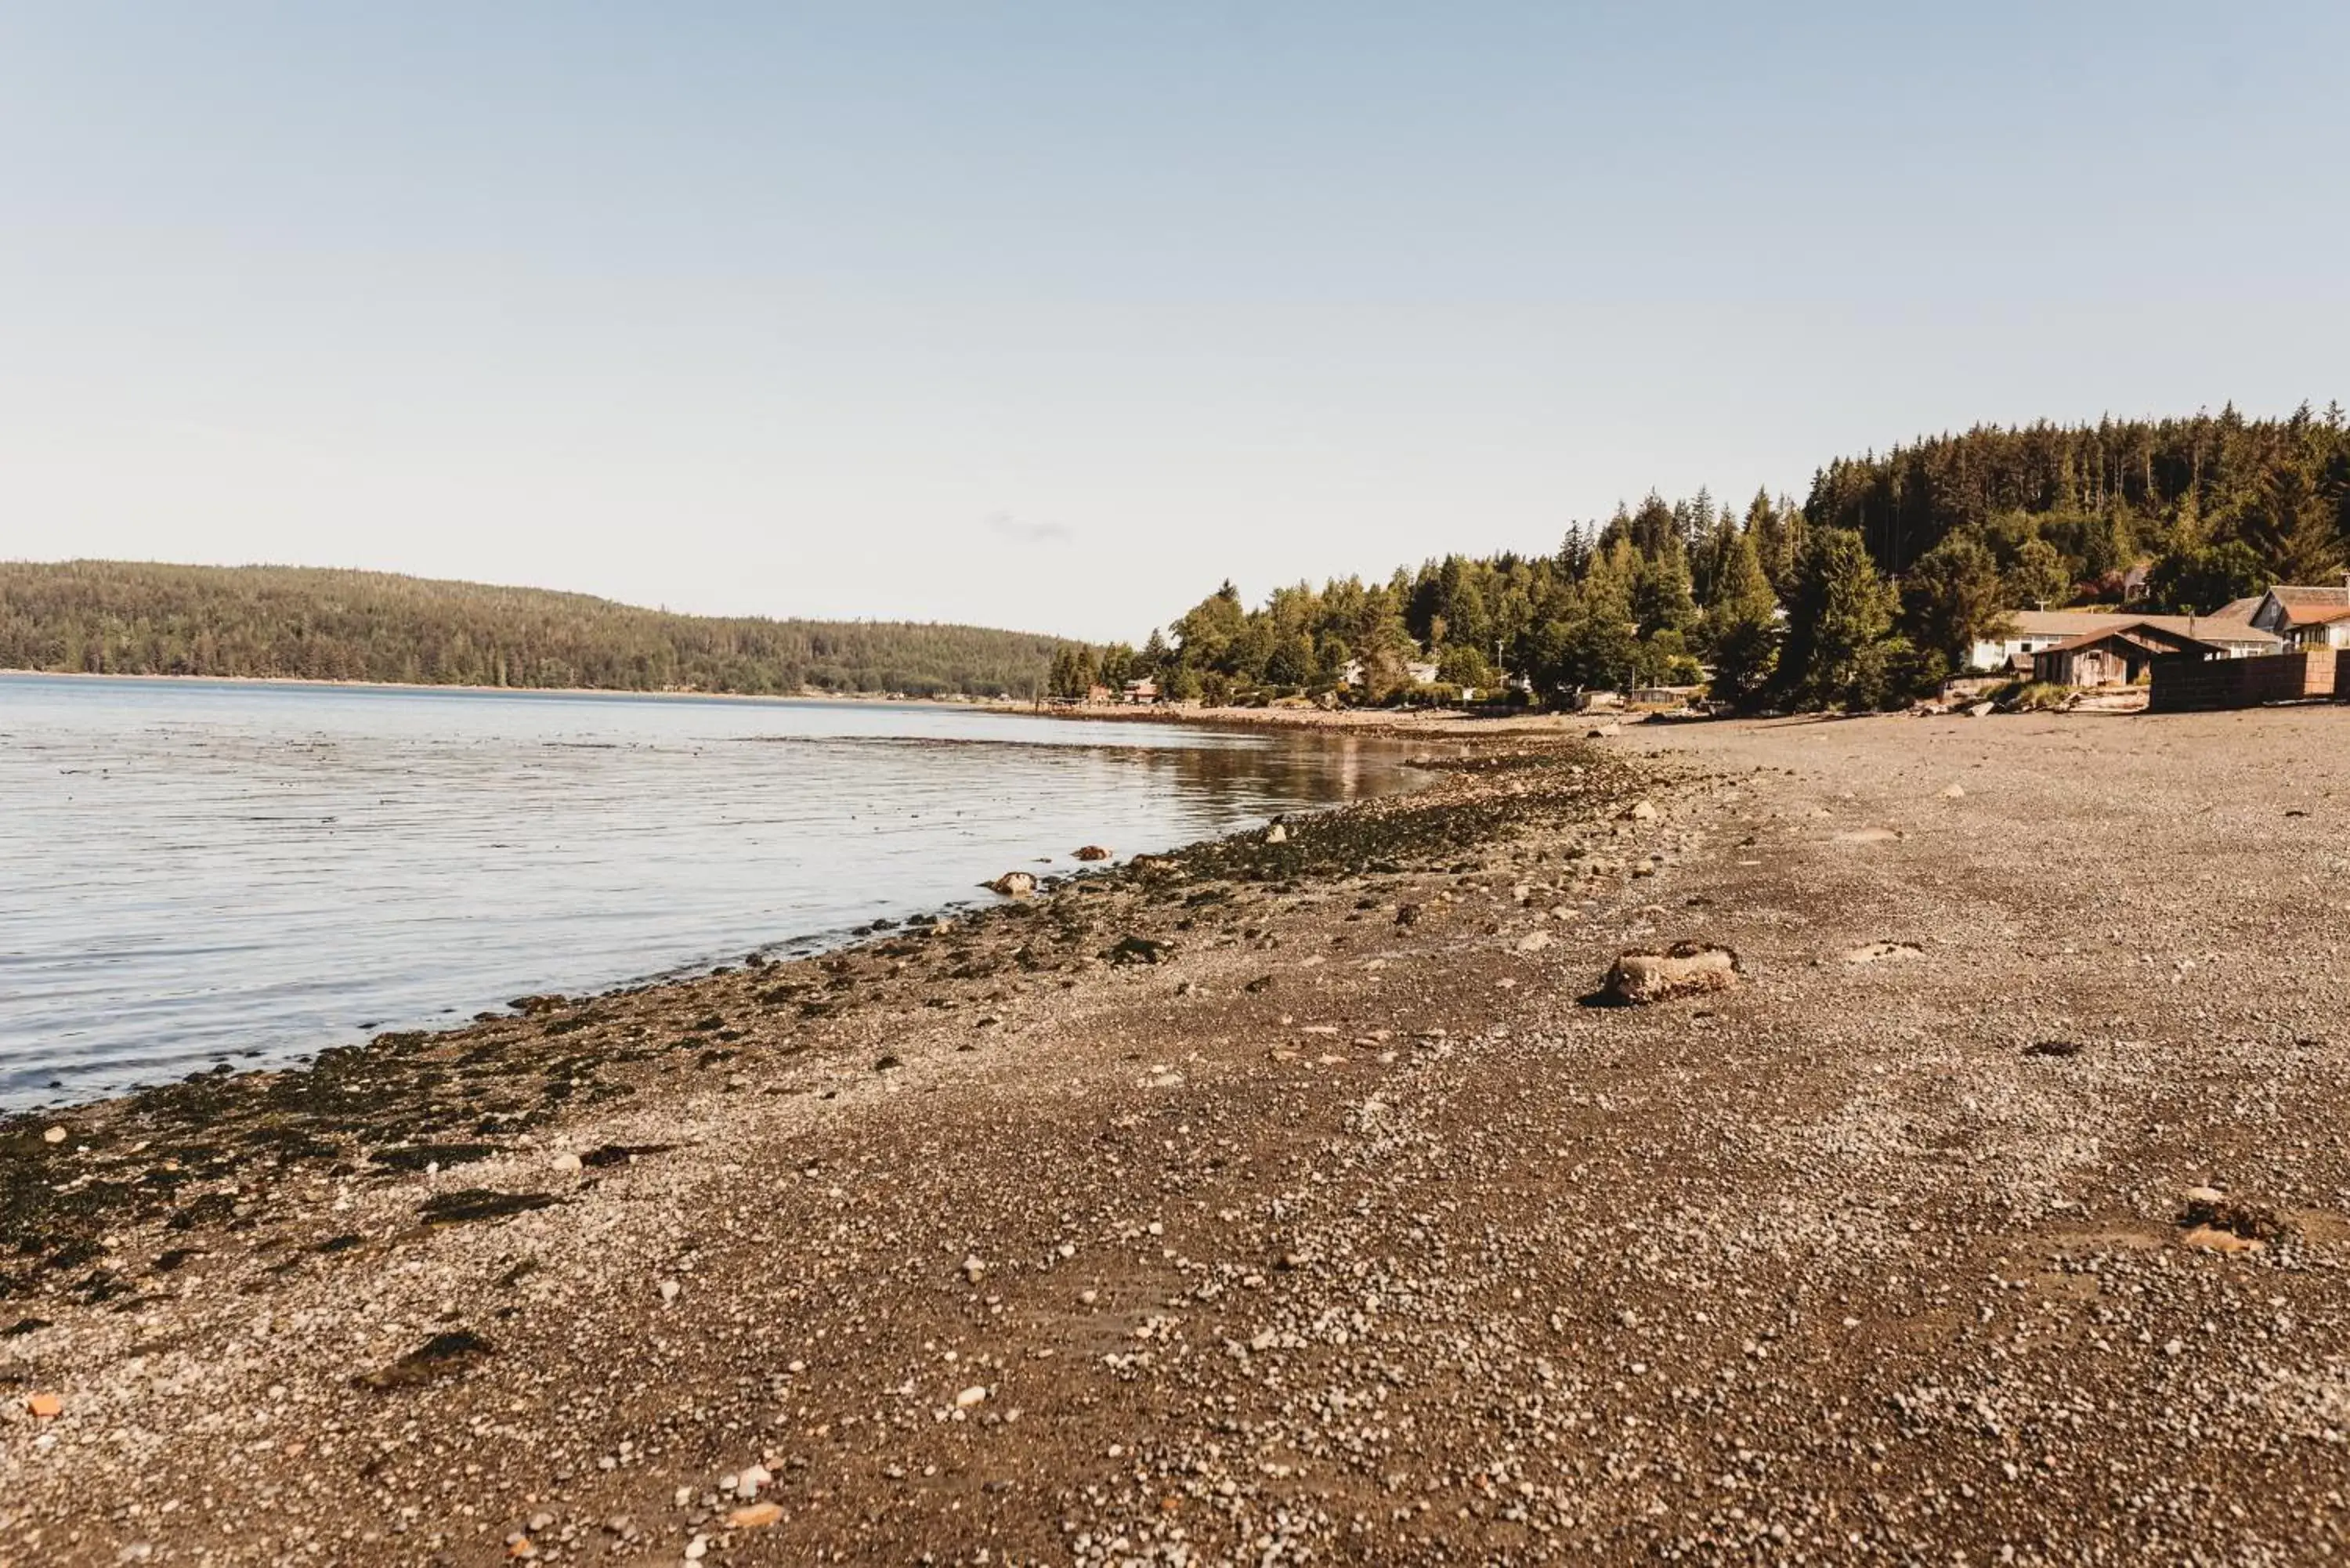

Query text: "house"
[1970, 609, 2279, 673]
[2030, 620, 2235, 688]
[1119, 677, 1158, 704]
[2247, 582, 2350, 649]
[1405, 661, 1441, 686]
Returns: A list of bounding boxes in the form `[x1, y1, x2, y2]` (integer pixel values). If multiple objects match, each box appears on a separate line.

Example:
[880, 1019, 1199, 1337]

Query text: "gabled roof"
[2004, 609, 2278, 647]
[2037, 620, 2218, 656]
[2266, 584, 2350, 625]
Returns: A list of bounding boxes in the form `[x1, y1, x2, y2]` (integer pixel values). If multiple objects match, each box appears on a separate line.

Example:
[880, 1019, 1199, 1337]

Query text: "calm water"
[0, 675, 1422, 1109]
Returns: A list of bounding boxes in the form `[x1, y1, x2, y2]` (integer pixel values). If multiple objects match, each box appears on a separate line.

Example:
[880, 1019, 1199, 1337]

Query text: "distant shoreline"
[0, 666, 1033, 710]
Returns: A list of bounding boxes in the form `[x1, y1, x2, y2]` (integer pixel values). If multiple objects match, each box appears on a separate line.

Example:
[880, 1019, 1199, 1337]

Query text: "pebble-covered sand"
[7, 706, 2350, 1565]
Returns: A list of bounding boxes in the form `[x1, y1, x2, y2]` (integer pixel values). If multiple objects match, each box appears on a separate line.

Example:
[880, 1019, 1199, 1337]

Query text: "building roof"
[2215, 594, 2266, 622]
[2265, 584, 2350, 625]
[2037, 620, 2216, 657]
[2269, 583, 2350, 607]
[2005, 609, 2278, 646]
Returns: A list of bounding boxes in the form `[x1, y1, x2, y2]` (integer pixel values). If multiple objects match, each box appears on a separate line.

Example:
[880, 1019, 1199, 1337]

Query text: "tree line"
[0, 562, 1073, 699]
[1059, 402, 2350, 712]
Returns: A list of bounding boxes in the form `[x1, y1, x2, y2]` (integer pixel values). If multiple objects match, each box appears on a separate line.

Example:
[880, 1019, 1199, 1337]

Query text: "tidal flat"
[8, 707, 2350, 1563]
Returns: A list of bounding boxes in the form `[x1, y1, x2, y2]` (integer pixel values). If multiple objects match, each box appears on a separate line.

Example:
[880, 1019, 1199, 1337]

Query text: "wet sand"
[7, 707, 2350, 1564]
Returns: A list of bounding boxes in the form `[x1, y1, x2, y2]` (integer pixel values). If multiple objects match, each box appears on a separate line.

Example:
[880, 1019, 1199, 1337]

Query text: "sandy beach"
[7, 706, 2350, 1564]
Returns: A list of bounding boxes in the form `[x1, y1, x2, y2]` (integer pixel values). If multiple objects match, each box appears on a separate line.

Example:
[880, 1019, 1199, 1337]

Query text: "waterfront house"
[1971, 609, 2278, 673]
[2247, 582, 2350, 649]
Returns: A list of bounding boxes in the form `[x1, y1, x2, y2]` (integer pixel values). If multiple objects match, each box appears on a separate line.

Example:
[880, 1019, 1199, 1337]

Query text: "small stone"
[551, 1152, 582, 1173]
[963, 1255, 986, 1284]
[683, 1535, 709, 1562]
[528, 1512, 555, 1534]
[1940, 782, 1967, 799]
[955, 1385, 988, 1408]
[27, 1391, 63, 1418]
[1514, 931, 1553, 954]
[42, 1126, 67, 1146]
[1623, 800, 1659, 822]
[725, 1504, 783, 1530]
[659, 1279, 681, 1306]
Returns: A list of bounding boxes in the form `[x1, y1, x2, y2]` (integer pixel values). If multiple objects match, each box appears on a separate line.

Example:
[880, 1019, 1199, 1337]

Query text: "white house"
[2245, 583, 2350, 649]
[1969, 609, 2279, 672]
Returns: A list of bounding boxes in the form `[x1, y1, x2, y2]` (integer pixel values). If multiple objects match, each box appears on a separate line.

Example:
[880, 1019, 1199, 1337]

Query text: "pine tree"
[1900, 533, 2011, 670]
[1702, 530, 1780, 710]
[1779, 529, 1896, 710]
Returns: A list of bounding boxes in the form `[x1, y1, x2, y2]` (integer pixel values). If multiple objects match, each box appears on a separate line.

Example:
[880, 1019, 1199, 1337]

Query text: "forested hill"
[0, 562, 1072, 698]
[1064, 400, 2349, 713]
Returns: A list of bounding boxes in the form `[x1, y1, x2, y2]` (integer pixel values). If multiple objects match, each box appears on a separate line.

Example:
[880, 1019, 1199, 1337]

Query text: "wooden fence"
[2149, 649, 2340, 712]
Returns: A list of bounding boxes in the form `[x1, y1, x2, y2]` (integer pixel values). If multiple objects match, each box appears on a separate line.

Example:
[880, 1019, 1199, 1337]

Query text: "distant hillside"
[0, 561, 1072, 699]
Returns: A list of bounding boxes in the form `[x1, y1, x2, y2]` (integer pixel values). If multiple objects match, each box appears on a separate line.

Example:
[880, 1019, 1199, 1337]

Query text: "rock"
[2022, 1039, 2084, 1058]
[1264, 820, 1289, 844]
[963, 1255, 986, 1284]
[42, 1126, 67, 1145]
[659, 1279, 681, 1306]
[1589, 943, 1741, 1006]
[1072, 845, 1112, 861]
[1623, 800, 1659, 822]
[875, 1053, 903, 1071]
[1514, 931, 1553, 954]
[2181, 1225, 2262, 1255]
[1104, 934, 1170, 965]
[684, 1537, 709, 1562]
[2178, 1189, 2290, 1244]
[1967, 700, 1995, 718]
[1940, 783, 1967, 799]
[985, 871, 1037, 898]
[726, 1504, 783, 1530]
[1394, 904, 1423, 927]
[1840, 941, 1925, 964]
[550, 1151, 582, 1173]
[27, 1391, 62, 1419]
[955, 1385, 988, 1408]
[737, 1464, 772, 1498]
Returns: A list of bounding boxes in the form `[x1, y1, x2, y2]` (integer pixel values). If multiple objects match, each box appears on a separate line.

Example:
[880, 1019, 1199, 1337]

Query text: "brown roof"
[2037, 621, 2218, 656]
[2005, 609, 2277, 646]
[2269, 584, 2350, 607]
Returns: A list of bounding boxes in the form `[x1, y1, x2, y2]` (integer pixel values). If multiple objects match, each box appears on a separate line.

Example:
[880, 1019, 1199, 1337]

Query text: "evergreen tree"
[1703, 530, 1781, 710]
[2144, 541, 2265, 615]
[1778, 529, 1896, 710]
[2004, 539, 2071, 609]
[1899, 533, 2012, 670]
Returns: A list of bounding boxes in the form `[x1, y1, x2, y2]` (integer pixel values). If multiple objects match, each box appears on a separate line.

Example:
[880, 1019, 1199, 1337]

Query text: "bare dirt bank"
[8, 707, 2350, 1564]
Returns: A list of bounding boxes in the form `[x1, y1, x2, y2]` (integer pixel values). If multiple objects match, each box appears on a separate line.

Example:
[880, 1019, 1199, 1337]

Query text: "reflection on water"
[0, 675, 1423, 1108]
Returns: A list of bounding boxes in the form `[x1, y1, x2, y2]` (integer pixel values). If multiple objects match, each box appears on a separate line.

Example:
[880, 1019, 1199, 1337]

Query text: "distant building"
[2030, 621, 2227, 688]
[1120, 677, 1158, 704]
[2247, 582, 2350, 649]
[1970, 609, 2277, 673]
[1405, 661, 1440, 686]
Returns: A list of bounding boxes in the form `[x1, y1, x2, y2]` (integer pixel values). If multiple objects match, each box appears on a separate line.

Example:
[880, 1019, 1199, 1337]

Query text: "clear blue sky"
[4, 2, 2345, 641]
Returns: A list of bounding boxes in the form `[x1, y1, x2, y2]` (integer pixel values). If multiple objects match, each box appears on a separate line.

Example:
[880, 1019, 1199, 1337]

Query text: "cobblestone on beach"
[7, 706, 2350, 1564]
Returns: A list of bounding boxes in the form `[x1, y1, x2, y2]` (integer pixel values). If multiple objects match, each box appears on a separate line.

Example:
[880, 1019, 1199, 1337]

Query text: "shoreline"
[0, 667, 1024, 709]
[13, 708, 2350, 1561]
